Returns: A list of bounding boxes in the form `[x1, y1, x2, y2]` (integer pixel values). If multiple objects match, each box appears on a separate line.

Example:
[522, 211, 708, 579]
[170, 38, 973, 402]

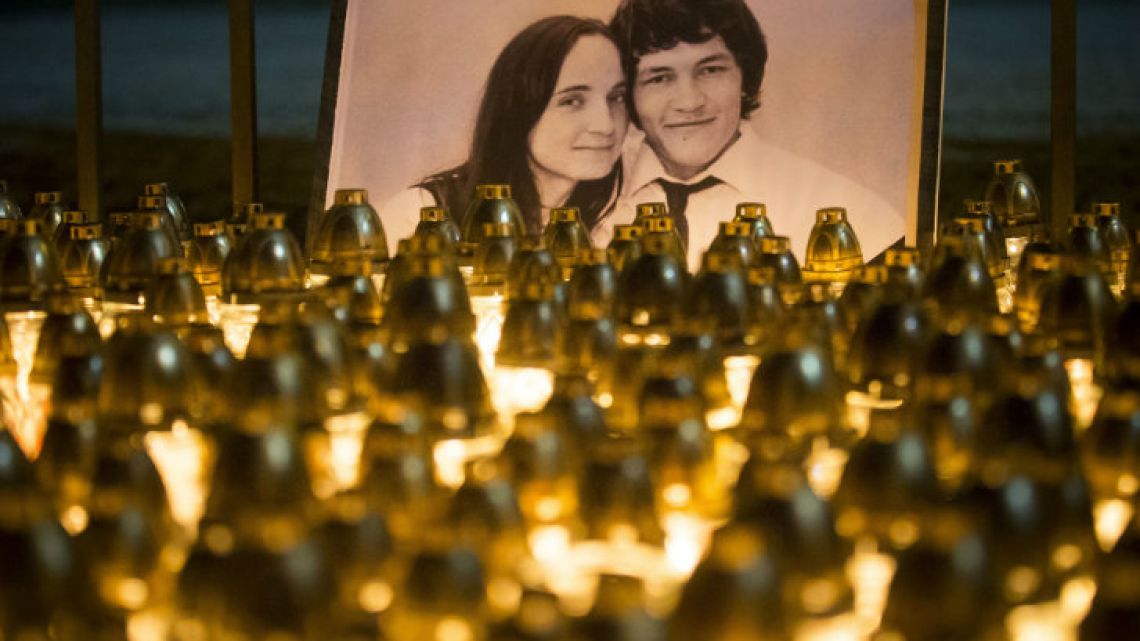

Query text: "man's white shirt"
[594, 126, 906, 272]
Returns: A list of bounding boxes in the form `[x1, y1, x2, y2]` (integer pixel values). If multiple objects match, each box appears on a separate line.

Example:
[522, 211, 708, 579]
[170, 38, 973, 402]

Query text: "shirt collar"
[625, 125, 762, 194]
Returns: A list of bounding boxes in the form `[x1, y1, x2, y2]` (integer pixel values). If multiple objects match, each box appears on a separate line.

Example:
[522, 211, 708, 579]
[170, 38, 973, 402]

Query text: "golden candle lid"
[735, 202, 768, 219]
[993, 160, 1022, 174]
[71, 223, 103, 240]
[134, 211, 166, 230]
[61, 210, 88, 224]
[720, 220, 751, 237]
[252, 212, 286, 230]
[12, 219, 43, 236]
[615, 224, 643, 241]
[193, 220, 226, 237]
[334, 188, 369, 205]
[885, 247, 921, 267]
[420, 206, 448, 222]
[646, 217, 674, 233]
[234, 201, 264, 218]
[852, 264, 888, 284]
[815, 207, 848, 224]
[964, 199, 994, 215]
[551, 207, 580, 222]
[952, 216, 987, 233]
[34, 191, 62, 204]
[636, 202, 667, 218]
[757, 235, 791, 254]
[475, 184, 512, 199]
[1093, 202, 1121, 217]
[138, 194, 167, 210]
[1068, 213, 1097, 229]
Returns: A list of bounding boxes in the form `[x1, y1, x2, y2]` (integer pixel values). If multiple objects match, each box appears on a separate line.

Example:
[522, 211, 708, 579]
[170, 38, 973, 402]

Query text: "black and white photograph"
[322, 0, 940, 269]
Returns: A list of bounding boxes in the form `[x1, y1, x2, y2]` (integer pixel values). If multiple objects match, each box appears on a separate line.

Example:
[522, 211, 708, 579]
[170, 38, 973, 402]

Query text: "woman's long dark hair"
[420, 16, 624, 236]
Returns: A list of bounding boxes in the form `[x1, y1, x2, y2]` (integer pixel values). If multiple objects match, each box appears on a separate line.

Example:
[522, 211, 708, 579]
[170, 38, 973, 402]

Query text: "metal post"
[1051, 0, 1077, 240]
[75, 0, 103, 219]
[916, 0, 949, 251]
[229, 0, 259, 207]
[308, 0, 349, 253]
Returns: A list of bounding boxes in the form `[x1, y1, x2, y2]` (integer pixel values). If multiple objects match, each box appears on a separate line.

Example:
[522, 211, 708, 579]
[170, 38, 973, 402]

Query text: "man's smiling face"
[632, 35, 744, 181]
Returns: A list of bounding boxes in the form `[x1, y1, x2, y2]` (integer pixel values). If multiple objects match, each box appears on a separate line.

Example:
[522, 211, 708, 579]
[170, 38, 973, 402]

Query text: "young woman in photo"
[380, 15, 628, 250]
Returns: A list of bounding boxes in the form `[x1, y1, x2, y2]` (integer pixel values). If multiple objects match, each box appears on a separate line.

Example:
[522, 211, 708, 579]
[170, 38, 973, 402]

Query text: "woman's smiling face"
[527, 34, 629, 186]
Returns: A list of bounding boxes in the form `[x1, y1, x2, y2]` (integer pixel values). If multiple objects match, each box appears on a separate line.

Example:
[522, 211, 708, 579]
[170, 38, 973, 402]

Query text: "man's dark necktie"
[656, 176, 722, 249]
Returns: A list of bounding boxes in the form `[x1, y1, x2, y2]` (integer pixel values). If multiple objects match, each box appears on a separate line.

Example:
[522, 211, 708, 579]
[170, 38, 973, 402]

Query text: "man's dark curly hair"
[609, 0, 768, 128]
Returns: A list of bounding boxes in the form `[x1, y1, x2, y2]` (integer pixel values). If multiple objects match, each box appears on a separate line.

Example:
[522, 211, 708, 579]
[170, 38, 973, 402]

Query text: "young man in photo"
[602, 0, 903, 270]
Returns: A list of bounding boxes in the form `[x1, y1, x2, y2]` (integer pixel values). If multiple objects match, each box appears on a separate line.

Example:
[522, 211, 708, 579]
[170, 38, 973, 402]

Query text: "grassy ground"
[2, 125, 1136, 247]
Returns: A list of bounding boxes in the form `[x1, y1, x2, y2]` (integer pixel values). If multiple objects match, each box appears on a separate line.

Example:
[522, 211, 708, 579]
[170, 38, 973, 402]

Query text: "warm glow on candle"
[529, 524, 573, 564]
[1060, 576, 1097, 623]
[324, 410, 370, 493]
[1064, 358, 1101, 433]
[619, 330, 671, 348]
[144, 420, 211, 533]
[1001, 577, 1097, 641]
[996, 275, 1015, 316]
[218, 302, 260, 359]
[431, 434, 504, 489]
[0, 376, 24, 455]
[1006, 601, 1075, 641]
[489, 366, 555, 427]
[18, 381, 51, 459]
[1006, 236, 1029, 274]
[723, 355, 759, 412]
[305, 272, 330, 289]
[434, 617, 475, 641]
[662, 512, 713, 576]
[204, 295, 221, 326]
[705, 405, 739, 431]
[6, 311, 43, 394]
[126, 608, 168, 641]
[713, 435, 750, 491]
[471, 294, 504, 372]
[1093, 498, 1133, 552]
[5, 311, 47, 458]
[844, 383, 904, 439]
[358, 579, 395, 613]
[846, 537, 896, 632]
[60, 504, 89, 535]
[97, 302, 143, 339]
[806, 437, 849, 500]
